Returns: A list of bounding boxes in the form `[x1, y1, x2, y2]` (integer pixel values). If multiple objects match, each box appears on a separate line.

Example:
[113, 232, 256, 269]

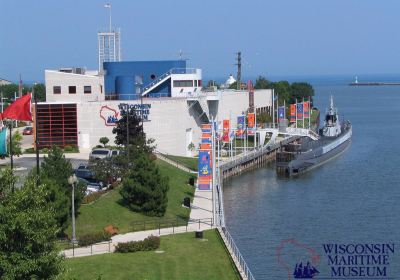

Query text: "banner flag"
[290, 104, 296, 122]
[201, 137, 211, 144]
[198, 150, 212, 190]
[0, 128, 7, 156]
[297, 103, 304, 119]
[303, 101, 310, 118]
[222, 120, 230, 143]
[236, 115, 245, 139]
[1, 93, 32, 121]
[247, 113, 255, 135]
[278, 106, 285, 122]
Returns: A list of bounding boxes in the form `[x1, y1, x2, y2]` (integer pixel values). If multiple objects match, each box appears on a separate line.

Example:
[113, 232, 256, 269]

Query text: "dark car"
[74, 168, 105, 187]
[22, 126, 33, 135]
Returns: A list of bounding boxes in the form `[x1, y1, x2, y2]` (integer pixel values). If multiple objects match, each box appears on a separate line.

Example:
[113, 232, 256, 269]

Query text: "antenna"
[235, 51, 241, 90]
[104, 3, 112, 32]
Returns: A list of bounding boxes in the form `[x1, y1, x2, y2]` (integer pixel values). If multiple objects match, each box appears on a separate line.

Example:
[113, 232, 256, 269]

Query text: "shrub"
[24, 147, 35, 153]
[82, 190, 107, 204]
[40, 148, 49, 153]
[115, 235, 160, 253]
[78, 231, 112, 247]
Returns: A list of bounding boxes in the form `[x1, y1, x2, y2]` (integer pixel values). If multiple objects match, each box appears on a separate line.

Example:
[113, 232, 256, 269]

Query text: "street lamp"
[68, 174, 78, 244]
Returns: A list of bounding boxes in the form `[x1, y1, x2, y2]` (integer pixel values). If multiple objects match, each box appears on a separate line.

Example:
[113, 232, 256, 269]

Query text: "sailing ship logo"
[277, 238, 321, 280]
[293, 261, 319, 278]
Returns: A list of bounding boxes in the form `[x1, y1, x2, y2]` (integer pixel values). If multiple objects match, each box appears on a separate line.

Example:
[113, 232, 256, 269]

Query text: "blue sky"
[1, 0, 400, 82]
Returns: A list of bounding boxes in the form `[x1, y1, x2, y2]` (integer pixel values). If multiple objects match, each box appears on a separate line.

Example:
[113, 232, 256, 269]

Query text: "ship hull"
[276, 126, 352, 176]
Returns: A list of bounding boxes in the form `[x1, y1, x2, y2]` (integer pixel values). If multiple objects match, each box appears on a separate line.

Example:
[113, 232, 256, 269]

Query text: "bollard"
[198, 219, 200, 229]
[108, 241, 111, 252]
[72, 242, 75, 257]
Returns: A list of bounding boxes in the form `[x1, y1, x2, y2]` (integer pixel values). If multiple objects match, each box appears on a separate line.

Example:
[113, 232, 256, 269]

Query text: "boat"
[276, 96, 352, 176]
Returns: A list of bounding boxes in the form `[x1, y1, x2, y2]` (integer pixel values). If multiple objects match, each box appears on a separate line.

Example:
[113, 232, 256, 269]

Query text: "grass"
[163, 154, 198, 171]
[69, 159, 195, 238]
[64, 230, 240, 280]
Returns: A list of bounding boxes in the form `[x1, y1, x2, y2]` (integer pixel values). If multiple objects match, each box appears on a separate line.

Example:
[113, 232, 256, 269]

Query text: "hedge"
[115, 235, 160, 253]
[78, 231, 112, 247]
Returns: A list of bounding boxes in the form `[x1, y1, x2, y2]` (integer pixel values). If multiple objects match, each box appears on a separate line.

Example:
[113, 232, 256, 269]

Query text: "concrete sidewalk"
[63, 184, 214, 258]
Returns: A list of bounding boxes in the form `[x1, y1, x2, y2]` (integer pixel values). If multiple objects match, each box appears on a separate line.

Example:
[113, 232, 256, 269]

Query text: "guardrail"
[131, 217, 213, 233]
[219, 227, 256, 280]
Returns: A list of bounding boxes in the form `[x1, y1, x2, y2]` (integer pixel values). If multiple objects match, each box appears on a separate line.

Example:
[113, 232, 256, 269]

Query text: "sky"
[1, 0, 400, 82]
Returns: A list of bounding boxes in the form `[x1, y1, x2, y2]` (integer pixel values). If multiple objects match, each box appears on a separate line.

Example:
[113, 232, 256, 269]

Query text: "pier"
[209, 126, 317, 280]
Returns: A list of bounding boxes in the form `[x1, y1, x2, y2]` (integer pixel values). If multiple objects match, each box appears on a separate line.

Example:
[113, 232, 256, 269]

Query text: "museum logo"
[323, 243, 395, 278]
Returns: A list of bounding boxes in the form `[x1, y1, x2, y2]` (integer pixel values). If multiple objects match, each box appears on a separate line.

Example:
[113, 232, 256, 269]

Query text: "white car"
[89, 148, 112, 160]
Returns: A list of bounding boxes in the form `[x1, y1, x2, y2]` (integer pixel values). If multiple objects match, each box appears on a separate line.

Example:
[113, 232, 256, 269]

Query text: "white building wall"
[170, 69, 202, 97]
[45, 70, 104, 103]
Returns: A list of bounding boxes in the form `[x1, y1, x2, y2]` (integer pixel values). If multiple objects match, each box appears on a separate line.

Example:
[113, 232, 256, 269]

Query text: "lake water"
[223, 81, 400, 279]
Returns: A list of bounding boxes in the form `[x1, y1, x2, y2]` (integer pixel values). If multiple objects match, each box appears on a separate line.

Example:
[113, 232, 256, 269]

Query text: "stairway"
[141, 70, 172, 97]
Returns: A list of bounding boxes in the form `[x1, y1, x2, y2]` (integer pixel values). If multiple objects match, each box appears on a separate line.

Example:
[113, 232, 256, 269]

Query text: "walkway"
[63, 154, 214, 258]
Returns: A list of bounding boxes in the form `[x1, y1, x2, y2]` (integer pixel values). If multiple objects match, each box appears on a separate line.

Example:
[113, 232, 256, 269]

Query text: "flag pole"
[302, 97, 305, 128]
[8, 120, 14, 192]
[309, 97, 311, 129]
[33, 87, 40, 185]
[272, 89, 275, 128]
[295, 98, 298, 129]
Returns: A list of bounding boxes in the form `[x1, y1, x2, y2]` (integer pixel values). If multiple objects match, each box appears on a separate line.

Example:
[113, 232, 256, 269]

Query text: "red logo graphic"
[276, 238, 321, 280]
[100, 106, 120, 126]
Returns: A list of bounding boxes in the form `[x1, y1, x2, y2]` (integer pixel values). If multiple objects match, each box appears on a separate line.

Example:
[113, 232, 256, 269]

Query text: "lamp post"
[68, 174, 78, 244]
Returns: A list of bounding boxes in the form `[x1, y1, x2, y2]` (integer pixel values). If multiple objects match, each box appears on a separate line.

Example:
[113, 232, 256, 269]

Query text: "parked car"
[22, 126, 33, 135]
[78, 177, 103, 196]
[74, 168, 106, 191]
[89, 148, 112, 160]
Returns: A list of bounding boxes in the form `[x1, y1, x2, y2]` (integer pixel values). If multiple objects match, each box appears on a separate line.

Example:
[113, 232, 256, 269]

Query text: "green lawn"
[69, 160, 195, 238]
[64, 230, 240, 280]
[163, 154, 198, 171]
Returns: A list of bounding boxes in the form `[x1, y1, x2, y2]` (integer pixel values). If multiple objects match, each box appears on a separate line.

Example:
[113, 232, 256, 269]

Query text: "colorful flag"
[198, 150, 212, 190]
[222, 120, 230, 143]
[290, 104, 296, 122]
[0, 128, 7, 156]
[303, 101, 310, 118]
[278, 106, 285, 122]
[247, 113, 255, 135]
[297, 103, 303, 119]
[236, 115, 245, 139]
[1, 93, 32, 121]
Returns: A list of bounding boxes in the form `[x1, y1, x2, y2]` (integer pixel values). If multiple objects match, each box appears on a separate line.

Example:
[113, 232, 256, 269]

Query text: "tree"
[99, 137, 109, 148]
[33, 83, 46, 102]
[112, 108, 154, 154]
[41, 146, 85, 235]
[290, 82, 314, 104]
[254, 76, 271, 89]
[0, 83, 45, 104]
[120, 151, 169, 217]
[206, 80, 218, 89]
[0, 169, 16, 202]
[7, 129, 22, 157]
[0, 179, 64, 279]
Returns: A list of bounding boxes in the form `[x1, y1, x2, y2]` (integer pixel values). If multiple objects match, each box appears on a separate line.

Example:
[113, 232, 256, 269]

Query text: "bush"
[41, 148, 49, 153]
[24, 147, 35, 153]
[82, 190, 108, 204]
[115, 235, 160, 253]
[78, 231, 112, 247]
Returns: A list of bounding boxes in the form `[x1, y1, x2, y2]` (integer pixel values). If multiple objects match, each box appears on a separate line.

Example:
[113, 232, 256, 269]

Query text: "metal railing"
[219, 227, 256, 280]
[131, 217, 213, 233]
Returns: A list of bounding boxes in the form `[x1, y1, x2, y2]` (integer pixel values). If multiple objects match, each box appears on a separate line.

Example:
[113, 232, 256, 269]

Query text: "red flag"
[1, 93, 32, 121]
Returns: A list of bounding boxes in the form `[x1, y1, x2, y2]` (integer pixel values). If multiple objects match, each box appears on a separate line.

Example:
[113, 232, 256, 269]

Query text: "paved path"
[63, 155, 214, 258]
[155, 153, 197, 174]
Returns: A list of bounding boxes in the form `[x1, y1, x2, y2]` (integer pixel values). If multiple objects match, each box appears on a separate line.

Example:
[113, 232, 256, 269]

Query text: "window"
[68, 86, 76, 94]
[100, 85, 103, 93]
[53, 86, 61, 94]
[84, 86, 92, 94]
[198, 80, 202, 87]
[173, 80, 194, 87]
[194, 80, 198, 87]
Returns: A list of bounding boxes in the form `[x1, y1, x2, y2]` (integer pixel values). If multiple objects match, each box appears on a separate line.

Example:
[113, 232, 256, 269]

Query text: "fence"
[62, 217, 214, 258]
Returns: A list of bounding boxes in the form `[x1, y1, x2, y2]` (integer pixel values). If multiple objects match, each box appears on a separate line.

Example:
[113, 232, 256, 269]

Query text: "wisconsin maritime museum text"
[323, 243, 395, 278]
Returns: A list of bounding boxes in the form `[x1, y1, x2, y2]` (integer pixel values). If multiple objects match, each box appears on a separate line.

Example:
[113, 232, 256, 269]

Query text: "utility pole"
[235, 51, 241, 90]
[33, 83, 40, 184]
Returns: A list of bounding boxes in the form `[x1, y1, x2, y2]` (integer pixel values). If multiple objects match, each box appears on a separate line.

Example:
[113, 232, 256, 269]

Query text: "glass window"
[198, 80, 202, 87]
[173, 80, 194, 87]
[68, 86, 76, 94]
[53, 86, 61, 94]
[84, 86, 92, 94]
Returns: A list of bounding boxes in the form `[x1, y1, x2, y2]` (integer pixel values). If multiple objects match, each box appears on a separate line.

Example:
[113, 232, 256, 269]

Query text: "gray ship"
[276, 96, 352, 176]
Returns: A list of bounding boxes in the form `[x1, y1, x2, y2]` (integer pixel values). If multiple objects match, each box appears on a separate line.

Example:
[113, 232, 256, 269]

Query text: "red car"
[22, 126, 33, 135]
